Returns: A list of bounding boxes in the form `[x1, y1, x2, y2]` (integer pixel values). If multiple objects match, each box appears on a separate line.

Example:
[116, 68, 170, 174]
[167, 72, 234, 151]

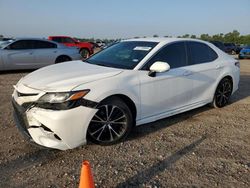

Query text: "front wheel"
[212, 78, 232, 108]
[87, 97, 133, 145]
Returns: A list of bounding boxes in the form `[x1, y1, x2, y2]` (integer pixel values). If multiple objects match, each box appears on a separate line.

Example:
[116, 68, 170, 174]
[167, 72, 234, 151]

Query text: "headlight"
[35, 90, 90, 110]
[38, 90, 90, 103]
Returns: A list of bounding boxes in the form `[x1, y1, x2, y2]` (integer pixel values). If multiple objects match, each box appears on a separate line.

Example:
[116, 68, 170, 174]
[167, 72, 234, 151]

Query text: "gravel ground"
[0, 58, 249, 188]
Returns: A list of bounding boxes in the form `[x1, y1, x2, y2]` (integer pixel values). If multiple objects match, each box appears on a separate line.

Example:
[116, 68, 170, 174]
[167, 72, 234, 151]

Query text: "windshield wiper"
[94, 63, 113, 68]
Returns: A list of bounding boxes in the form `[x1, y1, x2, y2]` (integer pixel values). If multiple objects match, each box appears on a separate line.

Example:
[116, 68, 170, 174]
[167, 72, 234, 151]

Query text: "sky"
[0, 0, 250, 39]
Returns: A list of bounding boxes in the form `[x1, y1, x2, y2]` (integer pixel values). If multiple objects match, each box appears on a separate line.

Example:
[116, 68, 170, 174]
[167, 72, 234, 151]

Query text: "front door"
[2, 40, 35, 70]
[138, 41, 193, 119]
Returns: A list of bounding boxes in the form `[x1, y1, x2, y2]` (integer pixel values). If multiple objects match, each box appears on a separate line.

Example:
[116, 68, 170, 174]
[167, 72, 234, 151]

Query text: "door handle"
[29, 52, 33, 55]
[183, 71, 192, 76]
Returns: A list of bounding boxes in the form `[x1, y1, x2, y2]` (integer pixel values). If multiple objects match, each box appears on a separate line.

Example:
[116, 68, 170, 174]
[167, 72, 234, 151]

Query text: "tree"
[182, 34, 190, 38]
[153, 34, 159, 38]
[200, 34, 211, 41]
[224, 30, 240, 43]
[190, 35, 196, 39]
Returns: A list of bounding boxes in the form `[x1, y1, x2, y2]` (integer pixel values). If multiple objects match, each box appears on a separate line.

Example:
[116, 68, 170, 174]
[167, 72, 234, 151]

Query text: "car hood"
[18, 60, 123, 92]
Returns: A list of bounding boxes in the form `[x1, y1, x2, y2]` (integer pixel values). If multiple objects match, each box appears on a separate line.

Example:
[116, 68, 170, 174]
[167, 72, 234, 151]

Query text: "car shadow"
[0, 69, 33, 75]
[230, 74, 250, 103]
[128, 74, 250, 142]
[0, 148, 59, 185]
[117, 135, 207, 187]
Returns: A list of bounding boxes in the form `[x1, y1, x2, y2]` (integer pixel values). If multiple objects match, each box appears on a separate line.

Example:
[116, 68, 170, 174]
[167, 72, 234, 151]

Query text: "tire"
[238, 55, 243, 60]
[212, 78, 232, 108]
[55, 56, 71, 63]
[80, 48, 90, 59]
[87, 97, 133, 145]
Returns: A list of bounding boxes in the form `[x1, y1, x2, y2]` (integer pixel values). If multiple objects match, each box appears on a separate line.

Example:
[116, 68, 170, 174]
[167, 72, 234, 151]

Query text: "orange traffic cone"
[79, 161, 95, 188]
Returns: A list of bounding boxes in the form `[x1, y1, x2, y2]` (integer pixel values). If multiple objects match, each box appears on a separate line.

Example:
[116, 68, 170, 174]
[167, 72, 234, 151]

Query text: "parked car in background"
[224, 43, 241, 54]
[48, 36, 94, 58]
[210, 41, 226, 52]
[0, 37, 14, 45]
[239, 46, 250, 59]
[0, 38, 81, 70]
[95, 40, 106, 48]
[12, 38, 240, 150]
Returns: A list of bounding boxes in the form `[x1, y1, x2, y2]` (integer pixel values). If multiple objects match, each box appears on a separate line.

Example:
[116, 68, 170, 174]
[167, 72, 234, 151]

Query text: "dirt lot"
[0, 58, 249, 188]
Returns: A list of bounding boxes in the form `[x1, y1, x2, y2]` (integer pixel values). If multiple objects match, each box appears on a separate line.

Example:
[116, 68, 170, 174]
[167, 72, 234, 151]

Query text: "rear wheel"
[87, 97, 133, 145]
[212, 78, 232, 108]
[80, 48, 90, 59]
[55, 56, 71, 63]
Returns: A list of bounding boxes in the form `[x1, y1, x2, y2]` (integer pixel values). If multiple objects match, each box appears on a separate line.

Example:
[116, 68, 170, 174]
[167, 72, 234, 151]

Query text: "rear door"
[32, 40, 58, 67]
[186, 41, 220, 104]
[2, 40, 35, 70]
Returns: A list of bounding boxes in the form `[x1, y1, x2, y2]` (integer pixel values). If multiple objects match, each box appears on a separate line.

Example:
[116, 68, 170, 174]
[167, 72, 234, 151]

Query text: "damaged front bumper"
[12, 89, 98, 150]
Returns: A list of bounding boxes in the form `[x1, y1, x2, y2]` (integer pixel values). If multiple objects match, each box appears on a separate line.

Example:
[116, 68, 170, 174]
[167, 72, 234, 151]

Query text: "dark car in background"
[210, 41, 226, 52]
[224, 43, 241, 54]
[239, 46, 250, 59]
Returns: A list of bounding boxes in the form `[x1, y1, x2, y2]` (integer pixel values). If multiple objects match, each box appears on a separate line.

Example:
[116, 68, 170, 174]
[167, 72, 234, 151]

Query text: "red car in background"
[48, 36, 94, 58]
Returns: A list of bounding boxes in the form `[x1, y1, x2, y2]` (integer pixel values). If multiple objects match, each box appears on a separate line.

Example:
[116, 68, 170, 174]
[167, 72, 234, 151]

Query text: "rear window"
[187, 42, 218, 65]
[34, 41, 57, 49]
[51, 37, 63, 43]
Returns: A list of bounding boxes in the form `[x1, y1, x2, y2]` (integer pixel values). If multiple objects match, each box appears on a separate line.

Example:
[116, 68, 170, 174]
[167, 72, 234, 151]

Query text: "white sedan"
[12, 38, 240, 150]
[0, 38, 82, 70]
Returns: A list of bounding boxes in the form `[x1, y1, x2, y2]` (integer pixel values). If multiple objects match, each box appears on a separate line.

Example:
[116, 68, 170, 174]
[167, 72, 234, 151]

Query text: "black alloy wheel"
[212, 78, 232, 108]
[87, 98, 133, 145]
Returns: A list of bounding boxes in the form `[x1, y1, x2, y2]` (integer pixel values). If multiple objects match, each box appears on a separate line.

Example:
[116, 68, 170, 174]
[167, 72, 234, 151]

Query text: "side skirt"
[136, 100, 210, 126]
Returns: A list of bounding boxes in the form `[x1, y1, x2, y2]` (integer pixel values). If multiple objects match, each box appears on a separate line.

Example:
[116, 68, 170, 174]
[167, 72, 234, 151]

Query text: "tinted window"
[143, 42, 187, 70]
[9, 40, 34, 49]
[63, 37, 75, 43]
[51, 37, 63, 43]
[34, 41, 57, 49]
[188, 42, 218, 65]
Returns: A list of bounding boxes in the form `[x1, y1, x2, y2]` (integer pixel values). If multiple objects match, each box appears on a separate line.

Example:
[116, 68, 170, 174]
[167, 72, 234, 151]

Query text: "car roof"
[123, 37, 208, 44]
[15, 37, 53, 41]
[13, 38, 60, 45]
[49, 36, 72, 38]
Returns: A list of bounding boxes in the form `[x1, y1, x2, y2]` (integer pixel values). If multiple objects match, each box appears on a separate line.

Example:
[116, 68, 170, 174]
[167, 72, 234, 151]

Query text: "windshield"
[86, 41, 158, 69]
[0, 40, 13, 49]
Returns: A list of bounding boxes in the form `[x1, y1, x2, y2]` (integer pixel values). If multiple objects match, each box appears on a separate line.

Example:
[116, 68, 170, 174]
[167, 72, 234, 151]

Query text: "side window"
[34, 41, 57, 49]
[51, 37, 62, 43]
[143, 42, 187, 70]
[63, 37, 75, 43]
[9, 40, 34, 49]
[188, 42, 218, 65]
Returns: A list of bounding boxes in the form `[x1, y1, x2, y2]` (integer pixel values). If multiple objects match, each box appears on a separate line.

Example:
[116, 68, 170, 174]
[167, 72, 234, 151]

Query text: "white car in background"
[12, 38, 240, 150]
[0, 38, 81, 70]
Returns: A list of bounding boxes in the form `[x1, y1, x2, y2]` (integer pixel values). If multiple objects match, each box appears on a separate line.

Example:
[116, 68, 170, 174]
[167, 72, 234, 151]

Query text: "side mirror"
[148, 61, 170, 77]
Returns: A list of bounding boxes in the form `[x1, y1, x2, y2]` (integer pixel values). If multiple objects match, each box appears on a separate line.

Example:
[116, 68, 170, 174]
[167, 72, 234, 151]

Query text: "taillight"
[235, 61, 240, 68]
